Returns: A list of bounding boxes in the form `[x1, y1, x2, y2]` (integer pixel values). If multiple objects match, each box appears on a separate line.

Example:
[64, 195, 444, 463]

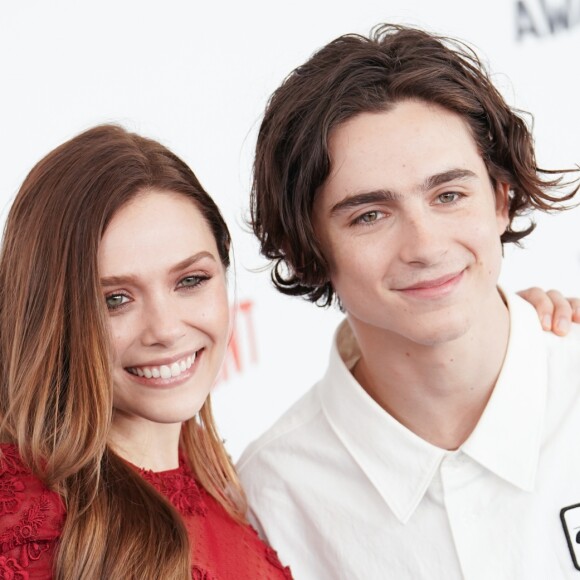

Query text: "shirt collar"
[318, 292, 547, 524]
[319, 320, 447, 524]
[461, 292, 547, 492]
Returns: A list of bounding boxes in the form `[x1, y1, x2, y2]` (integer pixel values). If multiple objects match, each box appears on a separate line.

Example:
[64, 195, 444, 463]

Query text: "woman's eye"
[178, 275, 209, 289]
[438, 192, 460, 204]
[105, 294, 130, 310]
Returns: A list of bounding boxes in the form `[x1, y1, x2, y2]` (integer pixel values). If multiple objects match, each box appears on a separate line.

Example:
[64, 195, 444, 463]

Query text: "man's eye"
[362, 211, 379, 222]
[354, 210, 383, 225]
[105, 294, 129, 310]
[438, 192, 460, 204]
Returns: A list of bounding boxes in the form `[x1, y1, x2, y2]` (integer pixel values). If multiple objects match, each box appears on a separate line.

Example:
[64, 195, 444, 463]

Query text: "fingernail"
[542, 315, 552, 330]
[557, 317, 570, 334]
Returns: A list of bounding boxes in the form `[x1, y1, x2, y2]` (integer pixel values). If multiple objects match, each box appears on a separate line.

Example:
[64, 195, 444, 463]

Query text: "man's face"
[313, 99, 509, 348]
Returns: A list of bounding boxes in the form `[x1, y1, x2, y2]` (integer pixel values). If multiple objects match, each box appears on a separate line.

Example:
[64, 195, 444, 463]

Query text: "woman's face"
[98, 189, 230, 428]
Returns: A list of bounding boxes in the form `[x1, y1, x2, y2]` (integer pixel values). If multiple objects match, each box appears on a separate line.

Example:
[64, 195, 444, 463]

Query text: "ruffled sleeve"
[0, 444, 66, 578]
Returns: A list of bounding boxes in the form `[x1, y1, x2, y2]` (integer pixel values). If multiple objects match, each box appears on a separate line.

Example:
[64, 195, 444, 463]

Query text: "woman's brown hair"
[251, 24, 579, 306]
[0, 124, 245, 579]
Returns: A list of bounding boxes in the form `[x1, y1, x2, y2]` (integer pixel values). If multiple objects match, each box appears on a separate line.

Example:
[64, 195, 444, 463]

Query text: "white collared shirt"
[238, 294, 580, 579]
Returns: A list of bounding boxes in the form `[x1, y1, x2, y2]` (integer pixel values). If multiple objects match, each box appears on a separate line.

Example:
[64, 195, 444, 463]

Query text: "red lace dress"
[0, 444, 292, 579]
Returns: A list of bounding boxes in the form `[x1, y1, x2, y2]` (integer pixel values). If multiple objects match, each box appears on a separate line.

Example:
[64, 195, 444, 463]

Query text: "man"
[238, 24, 580, 579]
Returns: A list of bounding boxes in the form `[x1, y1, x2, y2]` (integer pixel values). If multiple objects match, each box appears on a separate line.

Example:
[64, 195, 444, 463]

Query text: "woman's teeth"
[127, 353, 197, 379]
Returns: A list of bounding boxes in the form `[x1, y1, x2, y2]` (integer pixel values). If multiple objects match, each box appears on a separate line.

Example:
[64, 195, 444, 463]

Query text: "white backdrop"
[1, 0, 579, 459]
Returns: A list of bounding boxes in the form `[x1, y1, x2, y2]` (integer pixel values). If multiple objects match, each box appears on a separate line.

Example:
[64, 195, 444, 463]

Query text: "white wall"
[1, 0, 579, 459]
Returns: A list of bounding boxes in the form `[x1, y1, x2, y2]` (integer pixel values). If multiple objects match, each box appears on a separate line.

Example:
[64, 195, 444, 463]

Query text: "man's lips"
[398, 271, 464, 291]
[393, 270, 466, 299]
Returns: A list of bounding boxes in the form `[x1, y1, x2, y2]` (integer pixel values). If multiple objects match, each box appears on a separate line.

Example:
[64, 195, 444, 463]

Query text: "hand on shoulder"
[517, 288, 580, 336]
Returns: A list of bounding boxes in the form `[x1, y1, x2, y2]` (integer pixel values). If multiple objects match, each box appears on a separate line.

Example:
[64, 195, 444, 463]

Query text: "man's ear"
[495, 182, 510, 234]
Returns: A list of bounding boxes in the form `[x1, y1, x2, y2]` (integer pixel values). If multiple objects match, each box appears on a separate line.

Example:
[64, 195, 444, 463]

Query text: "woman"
[0, 125, 291, 579]
[0, 125, 573, 579]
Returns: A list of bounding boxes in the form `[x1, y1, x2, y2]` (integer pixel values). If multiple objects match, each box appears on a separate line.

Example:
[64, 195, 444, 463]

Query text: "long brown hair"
[0, 125, 245, 579]
[251, 24, 579, 306]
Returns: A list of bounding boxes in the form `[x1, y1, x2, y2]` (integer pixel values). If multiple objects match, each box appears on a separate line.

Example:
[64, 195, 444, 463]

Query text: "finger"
[546, 289, 572, 336]
[516, 287, 554, 331]
[567, 297, 580, 323]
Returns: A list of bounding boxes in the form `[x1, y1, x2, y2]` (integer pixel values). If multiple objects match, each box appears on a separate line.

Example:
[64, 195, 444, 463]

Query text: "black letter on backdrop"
[516, 0, 541, 39]
[540, 0, 571, 33]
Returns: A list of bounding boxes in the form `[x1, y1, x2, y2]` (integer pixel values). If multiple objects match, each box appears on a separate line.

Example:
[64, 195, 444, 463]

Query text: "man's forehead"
[321, 102, 486, 197]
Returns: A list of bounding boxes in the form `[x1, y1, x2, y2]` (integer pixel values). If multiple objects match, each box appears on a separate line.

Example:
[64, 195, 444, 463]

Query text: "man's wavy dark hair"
[251, 24, 578, 306]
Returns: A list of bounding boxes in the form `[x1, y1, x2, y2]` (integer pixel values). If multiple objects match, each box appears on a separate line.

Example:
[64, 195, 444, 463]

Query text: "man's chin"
[405, 317, 472, 348]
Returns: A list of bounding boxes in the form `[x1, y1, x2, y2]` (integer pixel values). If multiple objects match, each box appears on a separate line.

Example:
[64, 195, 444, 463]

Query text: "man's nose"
[397, 210, 448, 266]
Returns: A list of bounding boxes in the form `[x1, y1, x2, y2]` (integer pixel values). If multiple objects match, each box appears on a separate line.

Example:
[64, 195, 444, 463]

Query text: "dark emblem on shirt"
[560, 503, 580, 571]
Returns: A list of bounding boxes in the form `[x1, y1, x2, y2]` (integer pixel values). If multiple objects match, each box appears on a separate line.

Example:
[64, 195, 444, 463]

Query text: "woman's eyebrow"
[100, 251, 217, 286]
[168, 251, 217, 274]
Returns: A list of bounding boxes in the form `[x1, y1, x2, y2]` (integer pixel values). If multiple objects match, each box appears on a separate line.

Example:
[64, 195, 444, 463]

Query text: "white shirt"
[238, 294, 580, 579]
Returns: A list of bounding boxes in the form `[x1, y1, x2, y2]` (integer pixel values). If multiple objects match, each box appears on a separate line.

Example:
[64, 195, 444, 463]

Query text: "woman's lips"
[123, 349, 203, 388]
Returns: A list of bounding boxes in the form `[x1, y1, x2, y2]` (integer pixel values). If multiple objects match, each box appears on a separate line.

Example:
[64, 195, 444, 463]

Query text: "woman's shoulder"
[0, 443, 66, 558]
[0, 443, 29, 477]
[137, 459, 293, 579]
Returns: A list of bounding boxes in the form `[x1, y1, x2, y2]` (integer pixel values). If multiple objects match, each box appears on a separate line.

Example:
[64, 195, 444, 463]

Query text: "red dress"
[0, 444, 292, 579]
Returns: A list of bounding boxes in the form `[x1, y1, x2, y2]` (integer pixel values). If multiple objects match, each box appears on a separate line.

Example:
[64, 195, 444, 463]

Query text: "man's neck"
[349, 293, 510, 450]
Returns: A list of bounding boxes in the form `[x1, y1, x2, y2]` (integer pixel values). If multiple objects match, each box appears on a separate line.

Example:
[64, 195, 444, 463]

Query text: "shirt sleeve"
[0, 444, 65, 578]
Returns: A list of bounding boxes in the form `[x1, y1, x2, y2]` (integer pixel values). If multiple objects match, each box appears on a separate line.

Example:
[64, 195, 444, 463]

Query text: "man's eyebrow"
[328, 169, 478, 217]
[100, 251, 216, 286]
[329, 190, 399, 216]
[422, 168, 477, 191]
